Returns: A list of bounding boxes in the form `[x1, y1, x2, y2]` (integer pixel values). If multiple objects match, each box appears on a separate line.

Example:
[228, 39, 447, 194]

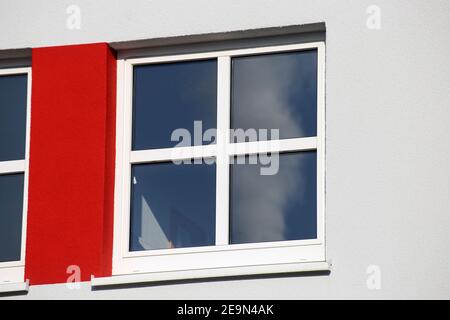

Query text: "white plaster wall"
[0, 0, 449, 299]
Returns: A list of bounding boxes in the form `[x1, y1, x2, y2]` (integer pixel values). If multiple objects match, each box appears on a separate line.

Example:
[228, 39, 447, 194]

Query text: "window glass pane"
[130, 161, 216, 251]
[230, 151, 317, 244]
[231, 50, 317, 142]
[0, 173, 24, 262]
[0, 74, 27, 161]
[133, 59, 217, 150]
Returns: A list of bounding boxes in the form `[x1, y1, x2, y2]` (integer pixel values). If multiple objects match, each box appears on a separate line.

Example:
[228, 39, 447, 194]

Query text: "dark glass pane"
[0, 74, 27, 161]
[0, 173, 24, 262]
[231, 50, 317, 142]
[130, 161, 216, 251]
[133, 59, 217, 150]
[230, 152, 317, 244]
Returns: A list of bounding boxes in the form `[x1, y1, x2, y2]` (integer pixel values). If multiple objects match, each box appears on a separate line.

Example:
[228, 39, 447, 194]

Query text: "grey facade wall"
[0, 0, 449, 299]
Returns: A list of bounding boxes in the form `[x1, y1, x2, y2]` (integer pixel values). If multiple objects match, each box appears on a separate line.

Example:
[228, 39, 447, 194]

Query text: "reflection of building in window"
[138, 195, 206, 250]
[138, 195, 169, 250]
[169, 208, 206, 248]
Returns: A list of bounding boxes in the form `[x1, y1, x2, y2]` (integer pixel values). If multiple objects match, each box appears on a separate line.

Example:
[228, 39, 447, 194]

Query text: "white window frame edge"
[101, 42, 326, 285]
[0, 67, 31, 291]
[0, 279, 29, 294]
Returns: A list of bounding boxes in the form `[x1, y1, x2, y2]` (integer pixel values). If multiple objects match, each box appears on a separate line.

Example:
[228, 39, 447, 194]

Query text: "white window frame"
[0, 67, 31, 284]
[112, 42, 325, 277]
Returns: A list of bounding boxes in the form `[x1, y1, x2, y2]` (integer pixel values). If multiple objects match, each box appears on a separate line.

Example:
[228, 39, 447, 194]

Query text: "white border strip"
[215, 56, 231, 245]
[230, 137, 317, 156]
[92, 261, 331, 287]
[0, 160, 26, 174]
[0, 67, 31, 284]
[130, 145, 216, 163]
[0, 280, 29, 294]
[127, 42, 324, 65]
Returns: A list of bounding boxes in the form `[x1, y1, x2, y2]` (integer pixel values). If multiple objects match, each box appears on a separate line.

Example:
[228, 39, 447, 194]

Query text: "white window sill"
[91, 261, 331, 288]
[0, 280, 29, 294]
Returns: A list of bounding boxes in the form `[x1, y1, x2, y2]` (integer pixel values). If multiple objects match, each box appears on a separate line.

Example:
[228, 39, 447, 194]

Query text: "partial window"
[0, 74, 27, 161]
[230, 151, 317, 245]
[130, 161, 216, 251]
[231, 50, 317, 141]
[0, 173, 24, 262]
[0, 68, 30, 284]
[132, 60, 217, 150]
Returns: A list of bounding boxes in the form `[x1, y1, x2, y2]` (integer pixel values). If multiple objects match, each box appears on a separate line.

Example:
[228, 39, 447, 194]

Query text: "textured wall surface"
[25, 43, 116, 285]
[0, 0, 449, 298]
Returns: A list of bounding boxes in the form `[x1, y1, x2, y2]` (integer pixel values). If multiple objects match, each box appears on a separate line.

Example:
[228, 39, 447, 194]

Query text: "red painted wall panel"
[26, 43, 116, 285]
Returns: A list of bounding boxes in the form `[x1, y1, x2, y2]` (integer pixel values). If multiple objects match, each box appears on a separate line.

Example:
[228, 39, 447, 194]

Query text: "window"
[113, 42, 325, 278]
[0, 68, 31, 284]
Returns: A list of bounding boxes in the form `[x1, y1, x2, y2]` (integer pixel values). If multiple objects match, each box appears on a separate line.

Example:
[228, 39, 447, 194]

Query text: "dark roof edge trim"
[110, 22, 326, 51]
